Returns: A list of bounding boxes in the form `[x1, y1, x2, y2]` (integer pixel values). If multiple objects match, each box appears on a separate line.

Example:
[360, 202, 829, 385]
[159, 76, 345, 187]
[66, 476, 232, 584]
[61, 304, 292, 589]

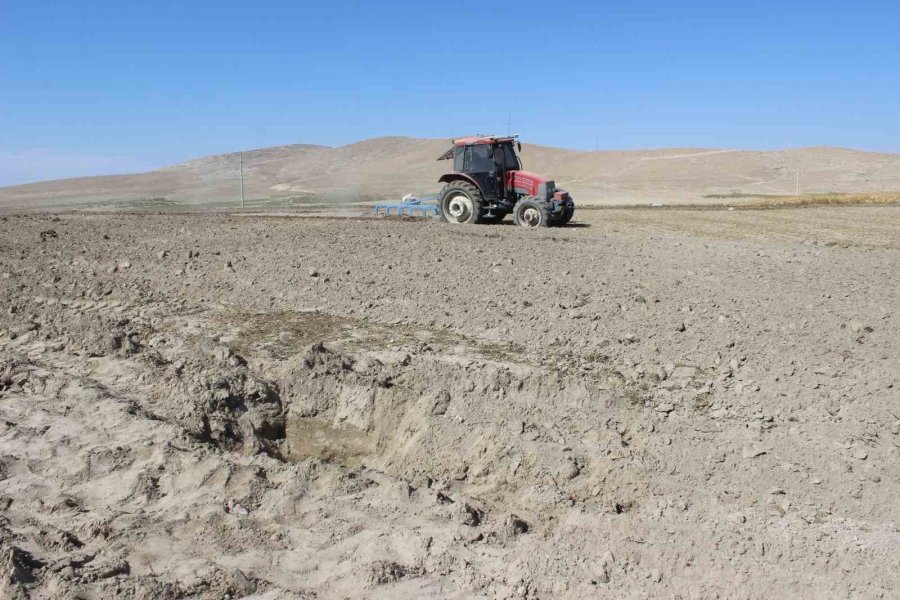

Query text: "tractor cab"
[436, 136, 520, 204]
[436, 136, 574, 227]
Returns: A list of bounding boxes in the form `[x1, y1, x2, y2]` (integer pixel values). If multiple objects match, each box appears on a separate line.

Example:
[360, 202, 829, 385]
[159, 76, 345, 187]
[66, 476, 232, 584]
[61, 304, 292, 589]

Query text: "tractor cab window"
[453, 147, 465, 171]
[501, 144, 520, 170]
[464, 145, 494, 173]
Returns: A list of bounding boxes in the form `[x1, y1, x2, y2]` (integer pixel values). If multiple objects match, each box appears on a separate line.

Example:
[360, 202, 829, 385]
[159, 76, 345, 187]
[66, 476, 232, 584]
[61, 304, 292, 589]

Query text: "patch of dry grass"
[733, 192, 900, 209]
[581, 192, 900, 211]
[212, 309, 527, 364]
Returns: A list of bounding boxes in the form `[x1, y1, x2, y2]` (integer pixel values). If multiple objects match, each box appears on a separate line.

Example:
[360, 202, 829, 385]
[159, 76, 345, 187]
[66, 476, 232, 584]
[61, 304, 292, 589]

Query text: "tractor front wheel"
[512, 197, 549, 228]
[551, 202, 575, 226]
[438, 181, 483, 224]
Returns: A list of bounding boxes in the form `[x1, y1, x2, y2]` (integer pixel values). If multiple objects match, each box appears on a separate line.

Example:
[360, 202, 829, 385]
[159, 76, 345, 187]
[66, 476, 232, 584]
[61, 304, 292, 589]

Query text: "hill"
[2, 137, 900, 209]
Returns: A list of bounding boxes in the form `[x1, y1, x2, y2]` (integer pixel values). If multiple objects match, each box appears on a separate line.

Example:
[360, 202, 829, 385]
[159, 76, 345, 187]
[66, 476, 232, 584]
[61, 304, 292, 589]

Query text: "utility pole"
[239, 152, 245, 208]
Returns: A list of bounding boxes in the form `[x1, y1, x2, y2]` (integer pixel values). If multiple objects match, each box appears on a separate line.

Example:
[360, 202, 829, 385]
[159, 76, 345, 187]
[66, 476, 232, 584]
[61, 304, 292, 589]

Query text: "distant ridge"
[2, 137, 900, 209]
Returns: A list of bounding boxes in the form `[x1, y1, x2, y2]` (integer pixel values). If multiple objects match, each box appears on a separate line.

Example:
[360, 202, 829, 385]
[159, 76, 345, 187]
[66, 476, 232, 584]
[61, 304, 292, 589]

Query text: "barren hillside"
[2, 137, 900, 209]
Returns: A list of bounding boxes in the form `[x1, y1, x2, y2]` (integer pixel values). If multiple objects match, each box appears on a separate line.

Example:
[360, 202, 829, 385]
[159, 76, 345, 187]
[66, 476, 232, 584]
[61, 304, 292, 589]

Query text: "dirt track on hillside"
[2, 208, 899, 599]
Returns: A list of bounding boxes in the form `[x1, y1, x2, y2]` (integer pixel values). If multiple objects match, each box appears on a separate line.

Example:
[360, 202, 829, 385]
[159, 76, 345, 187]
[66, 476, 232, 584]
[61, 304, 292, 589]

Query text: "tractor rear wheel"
[512, 197, 549, 228]
[438, 181, 483, 224]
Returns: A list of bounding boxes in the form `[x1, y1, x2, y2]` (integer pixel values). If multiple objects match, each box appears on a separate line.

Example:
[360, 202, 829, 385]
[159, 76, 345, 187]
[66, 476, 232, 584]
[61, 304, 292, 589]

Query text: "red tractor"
[436, 135, 575, 227]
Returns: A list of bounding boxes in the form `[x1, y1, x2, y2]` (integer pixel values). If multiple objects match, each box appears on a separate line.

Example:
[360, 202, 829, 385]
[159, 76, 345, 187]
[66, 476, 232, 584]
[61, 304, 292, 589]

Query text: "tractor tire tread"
[512, 196, 550, 228]
[551, 202, 575, 226]
[438, 181, 484, 224]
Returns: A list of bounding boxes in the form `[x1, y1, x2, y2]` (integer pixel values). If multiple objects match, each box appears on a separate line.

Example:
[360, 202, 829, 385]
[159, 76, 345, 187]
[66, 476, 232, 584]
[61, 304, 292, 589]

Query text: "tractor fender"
[438, 173, 480, 188]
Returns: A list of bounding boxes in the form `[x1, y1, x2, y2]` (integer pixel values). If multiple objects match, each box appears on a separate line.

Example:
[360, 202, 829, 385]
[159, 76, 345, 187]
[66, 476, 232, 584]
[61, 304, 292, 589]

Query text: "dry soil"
[1, 207, 898, 599]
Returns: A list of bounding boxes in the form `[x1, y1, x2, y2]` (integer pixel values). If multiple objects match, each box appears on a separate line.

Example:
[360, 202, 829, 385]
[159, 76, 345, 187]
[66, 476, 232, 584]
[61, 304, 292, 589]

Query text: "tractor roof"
[452, 135, 517, 147]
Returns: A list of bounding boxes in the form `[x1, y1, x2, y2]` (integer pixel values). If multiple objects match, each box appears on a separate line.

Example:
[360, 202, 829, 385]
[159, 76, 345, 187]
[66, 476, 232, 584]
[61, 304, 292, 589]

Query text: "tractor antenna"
[507, 112, 511, 136]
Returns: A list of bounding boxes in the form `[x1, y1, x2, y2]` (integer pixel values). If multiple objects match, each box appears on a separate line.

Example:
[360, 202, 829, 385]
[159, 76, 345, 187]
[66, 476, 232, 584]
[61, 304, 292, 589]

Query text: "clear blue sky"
[2, 0, 898, 185]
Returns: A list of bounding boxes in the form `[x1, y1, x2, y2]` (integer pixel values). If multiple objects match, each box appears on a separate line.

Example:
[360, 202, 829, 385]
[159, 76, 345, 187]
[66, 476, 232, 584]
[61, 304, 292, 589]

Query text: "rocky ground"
[1, 207, 898, 599]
